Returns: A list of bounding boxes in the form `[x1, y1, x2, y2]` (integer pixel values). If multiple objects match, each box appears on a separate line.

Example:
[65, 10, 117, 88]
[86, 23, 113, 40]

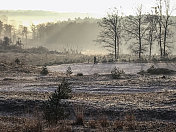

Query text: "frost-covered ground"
[48, 62, 176, 75]
[0, 62, 176, 123]
[0, 62, 176, 94]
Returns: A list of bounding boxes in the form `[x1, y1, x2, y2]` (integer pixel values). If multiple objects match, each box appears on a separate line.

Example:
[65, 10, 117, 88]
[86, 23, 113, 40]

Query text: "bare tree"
[155, 0, 175, 57]
[4, 24, 12, 38]
[22, 26, 28, 45]
[162, 0, 175, 56]
[37, 24, 46, 43]
[145, 12, 158, 59]
[124, 5, 148, 59]
[96, 8, 122, 60]
[156, 0, 163, 57]
[0, 21, 3, 38]
[31, 24, 37, 41]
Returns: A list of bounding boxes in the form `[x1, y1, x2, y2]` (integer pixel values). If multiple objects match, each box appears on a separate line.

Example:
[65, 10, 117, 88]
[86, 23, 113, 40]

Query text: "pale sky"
[1, 0, 176, 16]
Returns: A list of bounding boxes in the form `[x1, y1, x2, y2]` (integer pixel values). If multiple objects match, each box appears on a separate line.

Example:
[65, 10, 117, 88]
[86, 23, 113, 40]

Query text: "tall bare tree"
[124, 5, 148, 59]
[155, 0, 175, 57]
[145, 12, 158, 59]
[96, 8, 122, 60]
[156, 0, 163, 57]
[162, 0, 175, 56]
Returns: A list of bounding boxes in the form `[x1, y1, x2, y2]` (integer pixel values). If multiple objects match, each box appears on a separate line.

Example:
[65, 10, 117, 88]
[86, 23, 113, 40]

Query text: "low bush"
[137, 70, 147, 75]
[147, 65, 175, 75]
[15, 58, 20, 65]
[40, 66, 49, 75]
[77, 73, 83, 76]
[66, 66, 73, 76]
[111, 67, 125, 79]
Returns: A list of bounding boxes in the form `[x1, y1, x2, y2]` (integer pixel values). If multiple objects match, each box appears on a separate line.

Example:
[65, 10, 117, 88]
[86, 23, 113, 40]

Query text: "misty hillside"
[42, 21, 102, 53]
[32, 17, 176, 55]
[0, 10, 94, 26]
[0, 10, 176, 55]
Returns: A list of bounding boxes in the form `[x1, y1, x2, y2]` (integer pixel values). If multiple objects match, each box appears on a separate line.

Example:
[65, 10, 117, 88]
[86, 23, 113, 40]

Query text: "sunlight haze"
[1, 0, 176, 16]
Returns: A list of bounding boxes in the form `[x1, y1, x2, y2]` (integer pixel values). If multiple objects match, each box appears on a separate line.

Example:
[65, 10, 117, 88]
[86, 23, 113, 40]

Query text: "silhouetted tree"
[4, 24, 12, 38]
[31, 24, 37, 41]
[154, 0, 175, 57]
[156, 0, 163, 57]
[161, 0, 174, 57]
[0, 21, 3, 38]
[16, 37, 23, 48]
[96, 8, 122, 60]
[124, 5, 148, 59]
[3, 37, 11, 47]
[22, 26, 28, 45]
[145, 13, 158, 59]
[37, 24, 46, 42]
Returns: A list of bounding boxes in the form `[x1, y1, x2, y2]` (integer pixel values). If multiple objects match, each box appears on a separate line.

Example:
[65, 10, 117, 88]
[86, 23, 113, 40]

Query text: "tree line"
[97, 0, 176, 60]
[0, 17, 98, 49]
[0, 0, 175, 60]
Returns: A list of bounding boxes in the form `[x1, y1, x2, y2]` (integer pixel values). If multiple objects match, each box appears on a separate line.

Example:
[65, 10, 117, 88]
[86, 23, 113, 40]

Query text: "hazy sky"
[1, 0, 176, 17]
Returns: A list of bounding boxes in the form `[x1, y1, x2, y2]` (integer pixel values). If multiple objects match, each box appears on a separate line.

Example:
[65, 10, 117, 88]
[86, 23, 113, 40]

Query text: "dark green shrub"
[40, 66, 48, 75]
[43, 78, 72, 124]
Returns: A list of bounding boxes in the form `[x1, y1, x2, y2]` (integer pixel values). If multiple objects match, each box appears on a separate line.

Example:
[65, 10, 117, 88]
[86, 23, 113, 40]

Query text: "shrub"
[111, 67, 125, 79]
[15, 58, 20, 65]
[43, 78, 72, 124]
[66, 66, 73, 76]
[147, 65, 175, 75]
[40, 66, 49, 75]
[77, 73, 83, 76]
[137, 70, 146, 75]
[108, 59, 114, 63]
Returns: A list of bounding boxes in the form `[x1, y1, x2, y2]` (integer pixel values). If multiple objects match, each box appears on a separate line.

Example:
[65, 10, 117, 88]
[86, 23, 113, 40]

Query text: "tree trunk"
[114, 31, 117, 60]
[149, 34, 153, 60]
[117, 35, 120, 60]
[159, 23, 163, 57]
[163, 22, 168, 57]
[139, 18, 141, 59]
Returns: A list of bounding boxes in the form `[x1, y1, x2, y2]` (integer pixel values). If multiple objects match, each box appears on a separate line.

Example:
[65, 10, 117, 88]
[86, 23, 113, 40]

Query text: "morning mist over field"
[0, 0, 175, 55]
[0, 1, 176, 130]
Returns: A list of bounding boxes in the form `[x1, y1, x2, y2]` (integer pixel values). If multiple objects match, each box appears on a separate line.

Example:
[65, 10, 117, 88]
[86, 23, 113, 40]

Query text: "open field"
[0, 62, 176, 131]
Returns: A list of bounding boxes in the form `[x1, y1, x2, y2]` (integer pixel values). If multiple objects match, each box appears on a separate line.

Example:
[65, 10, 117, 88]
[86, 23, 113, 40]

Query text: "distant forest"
[0, 9, 176, 58]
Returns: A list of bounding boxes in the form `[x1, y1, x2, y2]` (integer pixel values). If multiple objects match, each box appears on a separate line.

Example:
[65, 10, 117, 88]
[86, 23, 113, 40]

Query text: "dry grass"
[0, 116, 42, 132]
[0, 114, 176, 131]
[73, 105, 84, 126]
